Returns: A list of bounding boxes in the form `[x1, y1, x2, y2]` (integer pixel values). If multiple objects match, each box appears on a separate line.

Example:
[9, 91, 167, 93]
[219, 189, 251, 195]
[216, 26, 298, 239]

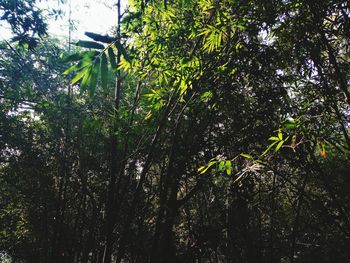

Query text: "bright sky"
[0, 0, 127, 42]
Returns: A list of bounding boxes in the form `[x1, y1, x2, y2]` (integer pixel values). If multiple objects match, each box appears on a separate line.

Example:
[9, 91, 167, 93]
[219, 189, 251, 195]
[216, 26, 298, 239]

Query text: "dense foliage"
[0, 0, 63, 48]
[1, 0, 350, 262]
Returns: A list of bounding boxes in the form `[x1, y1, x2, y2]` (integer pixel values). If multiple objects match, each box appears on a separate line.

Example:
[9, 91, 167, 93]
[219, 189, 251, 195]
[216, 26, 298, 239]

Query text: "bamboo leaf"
[71, 66, 89, 85]
[75, 40, 105, 49]
[63, 64, 78, 75]
[80, 66, 92, 94]
[61, 53, 83, 62]
[114, 41, 131, 62]
[101, 52, 108, 90]
[85, 32, 117, 43]
[88, 57, 100, 97]
[63, 51, 97, 75]
[108, 47, 117, 71]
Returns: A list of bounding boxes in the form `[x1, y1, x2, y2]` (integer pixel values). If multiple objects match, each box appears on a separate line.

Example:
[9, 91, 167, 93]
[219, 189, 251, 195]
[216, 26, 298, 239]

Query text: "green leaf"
[114, 41, 131, 62]
[81, 50, 100, 59]
[225, 161, 232, 175]
[75, 40, 105, 49]
[108, 47, 117, 71]
[275, 140, 284, 152]
[284, 119, 296, 129]
[218, 161, 225, 172]
[85, 32, 116, 43]
[88, 57, 100, 97]
[71, 66, 89, 85]
[197, 166, 206, 173]
[182, 0, 191, 8]
[240, 153, 253, 159]
[63, 64, 78, 75]
[268, 136, 280, 141]
[121, 11, 142, 24]
[237, 23, 246, 30]
[61, 53, 83, 62]
[198, 161, 216, 174]
[278, 129, 283, 140]
[145, 111, 153, 120]
[261, 141, 278, 157]
[63, 51, 98, 75]
[101, 52, 108, 90]
[80, 67, 92, 94]
[118, 59, 131, 72]
[200, 91, 213, 102]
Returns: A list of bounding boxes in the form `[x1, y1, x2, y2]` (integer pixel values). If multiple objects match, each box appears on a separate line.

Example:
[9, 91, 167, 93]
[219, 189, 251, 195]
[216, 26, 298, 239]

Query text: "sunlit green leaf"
[80, 67, 91, 94]
[278, 129, 283, 140]
[198, 161, 216, 174]
[275, 140, 284, 152]
[63, 64, 78, 75]
[284, 120, 296, 129]
[225, 161, 232, 175]
[261, 141, 278, 157]
[218, 161, 225, 171]
[71, 66, 89, 85]
[118, 58, 131, 72]
[240, 153, 253, 159]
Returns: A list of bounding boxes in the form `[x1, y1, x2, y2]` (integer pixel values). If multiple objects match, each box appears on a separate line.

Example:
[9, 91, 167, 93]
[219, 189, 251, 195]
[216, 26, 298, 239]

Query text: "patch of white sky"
[0, 0, 128, 42]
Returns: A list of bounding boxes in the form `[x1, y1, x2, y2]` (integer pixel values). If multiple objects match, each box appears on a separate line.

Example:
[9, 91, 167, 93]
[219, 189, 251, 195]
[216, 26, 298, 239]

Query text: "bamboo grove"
[1, 0, 350, 262]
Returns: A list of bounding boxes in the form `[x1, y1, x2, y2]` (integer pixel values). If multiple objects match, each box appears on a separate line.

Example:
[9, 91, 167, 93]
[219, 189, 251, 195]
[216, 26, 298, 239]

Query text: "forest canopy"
[1, 0, 350, 262]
